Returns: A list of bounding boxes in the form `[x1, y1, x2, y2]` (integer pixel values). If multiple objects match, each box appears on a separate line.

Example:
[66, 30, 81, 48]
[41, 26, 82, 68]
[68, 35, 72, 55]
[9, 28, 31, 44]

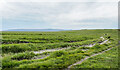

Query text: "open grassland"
[71, 46, 118, 68]
[1, 29, 118, 69]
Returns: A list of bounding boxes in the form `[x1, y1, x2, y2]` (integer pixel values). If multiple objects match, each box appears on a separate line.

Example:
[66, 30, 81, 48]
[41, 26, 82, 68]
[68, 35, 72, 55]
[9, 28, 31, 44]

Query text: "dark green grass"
[71, 46, 118, 68]
[1, 38, 101, 53]
[1, 29, 118, 69]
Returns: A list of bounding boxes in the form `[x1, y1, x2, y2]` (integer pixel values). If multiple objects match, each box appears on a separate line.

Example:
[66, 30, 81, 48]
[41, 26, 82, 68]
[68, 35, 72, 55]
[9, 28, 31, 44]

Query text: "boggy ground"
[1, 29, 118, 69]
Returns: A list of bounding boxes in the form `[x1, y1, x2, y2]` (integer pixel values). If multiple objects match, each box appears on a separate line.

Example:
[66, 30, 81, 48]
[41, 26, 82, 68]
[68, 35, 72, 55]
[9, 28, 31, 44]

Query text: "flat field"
[0, 29, 119, 69]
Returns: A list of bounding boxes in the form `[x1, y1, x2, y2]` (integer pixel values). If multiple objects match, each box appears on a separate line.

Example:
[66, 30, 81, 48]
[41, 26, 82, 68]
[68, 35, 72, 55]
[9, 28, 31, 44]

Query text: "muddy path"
[33, 48, 67, 54]
[32, 55, 50, 60]
[33, 39, 109, 54]
[67, 46, 114, 69]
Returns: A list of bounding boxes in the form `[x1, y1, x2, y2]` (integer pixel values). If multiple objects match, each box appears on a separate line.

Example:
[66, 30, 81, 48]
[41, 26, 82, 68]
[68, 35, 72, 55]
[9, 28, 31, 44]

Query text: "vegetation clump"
[1, 29, 118, 69]
[11, 52, 35, 60]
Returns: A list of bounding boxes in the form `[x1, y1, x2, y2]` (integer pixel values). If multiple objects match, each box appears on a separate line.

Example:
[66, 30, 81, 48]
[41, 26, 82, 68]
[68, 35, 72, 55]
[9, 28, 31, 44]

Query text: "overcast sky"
[0, 0, 118, 30]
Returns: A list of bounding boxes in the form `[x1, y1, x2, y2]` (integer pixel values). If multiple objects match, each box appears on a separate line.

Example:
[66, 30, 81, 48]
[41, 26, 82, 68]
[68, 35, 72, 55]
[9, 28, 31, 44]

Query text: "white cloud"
[49, 2, 118, 28]
[1, 1, 118, 30]
[1, 0, 119, 2]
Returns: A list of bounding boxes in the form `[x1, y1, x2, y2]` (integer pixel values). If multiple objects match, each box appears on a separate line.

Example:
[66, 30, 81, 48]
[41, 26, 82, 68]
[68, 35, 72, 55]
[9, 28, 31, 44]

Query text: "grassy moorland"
[71, 46, 118, 68]
[1, 29, 118, 69]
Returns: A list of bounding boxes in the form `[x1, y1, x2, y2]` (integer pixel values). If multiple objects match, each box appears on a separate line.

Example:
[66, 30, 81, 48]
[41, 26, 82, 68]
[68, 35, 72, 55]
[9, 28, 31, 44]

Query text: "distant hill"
[4, 29, 71, 31]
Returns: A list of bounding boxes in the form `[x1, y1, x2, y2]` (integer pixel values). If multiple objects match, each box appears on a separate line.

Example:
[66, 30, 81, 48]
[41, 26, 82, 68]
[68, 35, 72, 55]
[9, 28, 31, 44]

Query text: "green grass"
[15, 43, 116, 69]
[11, 52, 35, 60]
[71, 46, 118, 68]
[1, 29, 118, 69]
[2, 38, 102, 53]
